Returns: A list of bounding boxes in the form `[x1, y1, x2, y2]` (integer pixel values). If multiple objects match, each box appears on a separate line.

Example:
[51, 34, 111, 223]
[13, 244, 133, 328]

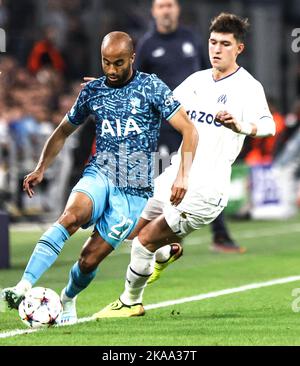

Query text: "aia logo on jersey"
[101, 118, 142, 137]
[217, 94, 227, 104]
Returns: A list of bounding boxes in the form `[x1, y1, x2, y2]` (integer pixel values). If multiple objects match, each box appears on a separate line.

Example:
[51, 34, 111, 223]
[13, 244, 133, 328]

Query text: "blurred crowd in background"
[0, 0, 300, 222]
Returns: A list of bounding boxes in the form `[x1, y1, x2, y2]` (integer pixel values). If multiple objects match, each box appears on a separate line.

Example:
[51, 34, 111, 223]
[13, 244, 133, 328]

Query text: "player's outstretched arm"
[168, 107, 199, 206]
[23, 117, 77, 198]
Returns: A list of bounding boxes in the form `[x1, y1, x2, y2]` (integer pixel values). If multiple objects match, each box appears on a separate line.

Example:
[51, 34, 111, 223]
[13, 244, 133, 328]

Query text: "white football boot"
[58, 288, 78, 325]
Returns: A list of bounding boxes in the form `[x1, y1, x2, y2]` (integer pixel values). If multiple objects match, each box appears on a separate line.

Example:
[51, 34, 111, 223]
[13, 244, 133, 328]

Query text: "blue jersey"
[67, 70, 181, 199]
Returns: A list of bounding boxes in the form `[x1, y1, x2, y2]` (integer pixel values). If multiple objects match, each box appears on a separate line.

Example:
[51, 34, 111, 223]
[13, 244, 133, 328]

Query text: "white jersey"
[154, 67, 274, 215]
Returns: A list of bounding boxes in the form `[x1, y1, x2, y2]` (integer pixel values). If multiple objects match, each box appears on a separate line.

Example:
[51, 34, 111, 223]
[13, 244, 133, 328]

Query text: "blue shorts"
[71, 165, 148, 249]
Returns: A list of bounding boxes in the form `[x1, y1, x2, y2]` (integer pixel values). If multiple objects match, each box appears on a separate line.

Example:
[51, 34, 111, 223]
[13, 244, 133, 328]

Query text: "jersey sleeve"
[66, 87, 90, 126]
[242, 82, 273, 123]
[150, 74, 181, 120]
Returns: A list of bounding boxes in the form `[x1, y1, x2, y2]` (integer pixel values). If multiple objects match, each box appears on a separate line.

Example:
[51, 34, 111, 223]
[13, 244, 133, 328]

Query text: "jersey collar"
[212, 66, 242, 82]
[105, 70, 137, 89]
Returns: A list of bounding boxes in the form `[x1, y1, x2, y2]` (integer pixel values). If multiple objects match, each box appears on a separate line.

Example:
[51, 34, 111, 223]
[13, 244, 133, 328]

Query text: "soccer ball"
[18, 287, 62, 328]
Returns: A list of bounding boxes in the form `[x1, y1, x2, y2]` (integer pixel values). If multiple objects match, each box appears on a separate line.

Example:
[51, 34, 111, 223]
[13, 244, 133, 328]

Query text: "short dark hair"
[209, 12, 250, 43]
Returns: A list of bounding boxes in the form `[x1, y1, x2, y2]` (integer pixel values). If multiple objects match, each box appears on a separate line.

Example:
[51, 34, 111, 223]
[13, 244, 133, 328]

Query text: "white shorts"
[141, 198, 224, 238]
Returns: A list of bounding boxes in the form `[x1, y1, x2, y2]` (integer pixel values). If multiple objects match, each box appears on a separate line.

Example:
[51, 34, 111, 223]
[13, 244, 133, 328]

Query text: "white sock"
[155, 245, 172, 263]
[15, 279, 32, 295]
[61, 288, 75, 303]
[120, 237, 155, 305]
[123, 239, 133, 248]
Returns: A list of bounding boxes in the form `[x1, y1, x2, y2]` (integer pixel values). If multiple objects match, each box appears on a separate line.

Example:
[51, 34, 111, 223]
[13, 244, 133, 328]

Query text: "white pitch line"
[1, 274, 300, 340]
[144, 275, 300, 310]
[0, 327, 40, 338]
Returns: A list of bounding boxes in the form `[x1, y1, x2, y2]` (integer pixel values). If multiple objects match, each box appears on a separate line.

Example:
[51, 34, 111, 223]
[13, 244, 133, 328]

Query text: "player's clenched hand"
[170, 176, 188, 206]
[81, 76, 97, 87]
[23, 170, 44, 198]
[215, 110, 241, 133]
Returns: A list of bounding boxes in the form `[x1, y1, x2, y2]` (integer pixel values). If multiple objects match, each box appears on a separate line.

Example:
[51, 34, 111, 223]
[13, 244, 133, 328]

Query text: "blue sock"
[65, 261, 98, 298]
[22, 223, 70, 285]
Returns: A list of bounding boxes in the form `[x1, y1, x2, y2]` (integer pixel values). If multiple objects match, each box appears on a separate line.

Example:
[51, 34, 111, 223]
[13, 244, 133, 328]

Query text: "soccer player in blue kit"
[2, 31, 198, 323]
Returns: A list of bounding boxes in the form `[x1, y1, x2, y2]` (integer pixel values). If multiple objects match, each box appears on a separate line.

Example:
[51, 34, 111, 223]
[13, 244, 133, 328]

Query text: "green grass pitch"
[1, 214, 300, 346]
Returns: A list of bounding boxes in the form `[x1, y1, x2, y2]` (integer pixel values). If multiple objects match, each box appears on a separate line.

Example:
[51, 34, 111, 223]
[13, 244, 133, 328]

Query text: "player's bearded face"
[102, 54, 133, 86]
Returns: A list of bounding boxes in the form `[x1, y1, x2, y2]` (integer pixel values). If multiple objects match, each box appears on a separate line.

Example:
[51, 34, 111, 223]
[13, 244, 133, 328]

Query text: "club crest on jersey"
[217, 94, 227, 104]
[130, 98, 140, 115]
[101, 118, 142, 137]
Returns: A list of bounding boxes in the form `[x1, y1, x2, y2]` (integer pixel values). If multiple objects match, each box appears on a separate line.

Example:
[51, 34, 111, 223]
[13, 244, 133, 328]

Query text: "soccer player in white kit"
[93, 12, 276, 318]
